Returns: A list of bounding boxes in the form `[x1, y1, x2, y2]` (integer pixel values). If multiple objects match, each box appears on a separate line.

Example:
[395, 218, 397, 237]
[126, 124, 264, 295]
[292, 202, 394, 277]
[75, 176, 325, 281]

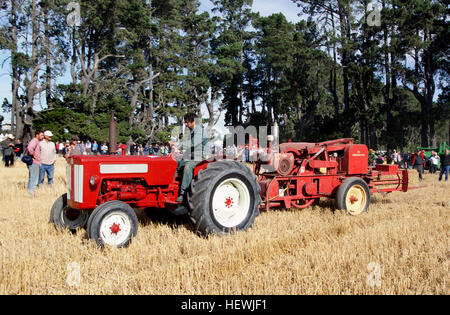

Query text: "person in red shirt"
[117, 143, 128, 155]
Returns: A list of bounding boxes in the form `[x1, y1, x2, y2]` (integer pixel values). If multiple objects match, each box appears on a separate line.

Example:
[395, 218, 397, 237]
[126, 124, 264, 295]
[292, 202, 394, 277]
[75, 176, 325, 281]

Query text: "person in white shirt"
[429, 152, 439, 174]
[85, 140, 92, 155]
[58, 141, 64, 155]
[101, 142, 108, 155]
[392, 149, 402, 166]
[39, 130, 57, 186]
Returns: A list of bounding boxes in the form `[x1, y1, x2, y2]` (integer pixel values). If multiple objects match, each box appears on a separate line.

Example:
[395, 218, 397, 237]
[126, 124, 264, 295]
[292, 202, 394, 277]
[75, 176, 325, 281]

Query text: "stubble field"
[0, 157, 448, 295]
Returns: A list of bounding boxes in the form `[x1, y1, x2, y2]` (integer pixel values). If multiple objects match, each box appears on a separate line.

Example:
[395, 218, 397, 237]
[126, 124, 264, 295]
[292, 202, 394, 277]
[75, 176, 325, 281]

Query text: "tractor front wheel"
[189, 161, 261, 236]
[50, 193, 89, 232]
[87, 201, 138, 248]
[336, 177, 370, 215]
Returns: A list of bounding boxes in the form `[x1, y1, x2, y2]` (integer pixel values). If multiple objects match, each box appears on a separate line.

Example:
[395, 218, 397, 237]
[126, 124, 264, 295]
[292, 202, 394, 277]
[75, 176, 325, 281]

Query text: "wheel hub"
[110, 223, 121, 235]
[212, 178, 251, 228]
[100, 211, 132, 246]
[346, 185, 367, 215]
[225, 197, 234, 208]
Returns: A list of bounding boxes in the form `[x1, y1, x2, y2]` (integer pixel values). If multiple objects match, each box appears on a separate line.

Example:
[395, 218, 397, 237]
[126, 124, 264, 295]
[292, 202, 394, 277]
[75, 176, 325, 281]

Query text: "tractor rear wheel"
[189, 161, 261, 236]
[50, 193, 89, 232]
[336, 177, 370, 215]
[86, 201, 138, 248]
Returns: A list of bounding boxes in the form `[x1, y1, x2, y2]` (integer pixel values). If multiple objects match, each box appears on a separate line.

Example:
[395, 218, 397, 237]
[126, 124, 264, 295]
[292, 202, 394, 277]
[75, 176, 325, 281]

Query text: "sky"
[0, 1, 303, 127]
[199, 0, 302, 23]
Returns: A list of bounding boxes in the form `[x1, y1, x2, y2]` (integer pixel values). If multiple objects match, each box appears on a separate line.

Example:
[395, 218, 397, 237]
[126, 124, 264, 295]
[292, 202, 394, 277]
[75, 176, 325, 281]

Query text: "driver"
[169, 113, 210, 203]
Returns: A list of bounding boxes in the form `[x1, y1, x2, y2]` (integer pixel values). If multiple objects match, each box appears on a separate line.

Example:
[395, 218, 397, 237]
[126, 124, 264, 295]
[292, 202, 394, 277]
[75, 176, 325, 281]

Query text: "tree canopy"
[0, 0, 448, 150]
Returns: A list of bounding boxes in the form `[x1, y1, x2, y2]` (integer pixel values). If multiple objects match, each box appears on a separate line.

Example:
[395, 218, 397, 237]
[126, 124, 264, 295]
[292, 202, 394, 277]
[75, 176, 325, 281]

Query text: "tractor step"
[171, 205, 188, 216]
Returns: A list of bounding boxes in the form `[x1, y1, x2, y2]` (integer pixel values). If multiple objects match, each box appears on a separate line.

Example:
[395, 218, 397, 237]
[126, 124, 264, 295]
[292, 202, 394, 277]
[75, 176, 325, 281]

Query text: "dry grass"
[0, 157, 448, 295]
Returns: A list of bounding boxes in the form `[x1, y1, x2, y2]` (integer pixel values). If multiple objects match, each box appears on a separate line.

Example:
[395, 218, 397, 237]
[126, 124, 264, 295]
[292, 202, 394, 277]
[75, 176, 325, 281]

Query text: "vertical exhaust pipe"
[109, 111, 117, 155]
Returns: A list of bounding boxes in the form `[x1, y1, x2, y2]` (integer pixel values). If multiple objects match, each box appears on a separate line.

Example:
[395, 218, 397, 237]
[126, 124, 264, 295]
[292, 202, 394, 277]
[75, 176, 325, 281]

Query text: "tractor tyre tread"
[50, 193, 89, 232]
[189, 161, 261, 236]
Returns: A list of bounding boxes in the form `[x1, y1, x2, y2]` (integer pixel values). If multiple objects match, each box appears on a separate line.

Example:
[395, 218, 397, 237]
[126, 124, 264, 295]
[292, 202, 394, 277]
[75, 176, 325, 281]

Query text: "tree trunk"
[71, 27, 77, 84]
[11, 0, 20, 137]
[338, 1, 351, 137]
[145, 0, 156, 138]
[370, 125, 377, 149]
[424, 27, 436, 147]
[24, 0, 43, 140]
[414, 42, 429, 147]
[206, 90, 221, 128]
[44, 4, 52, 109]
[381, 0, 394, 148]
[325, 3, 340, 130]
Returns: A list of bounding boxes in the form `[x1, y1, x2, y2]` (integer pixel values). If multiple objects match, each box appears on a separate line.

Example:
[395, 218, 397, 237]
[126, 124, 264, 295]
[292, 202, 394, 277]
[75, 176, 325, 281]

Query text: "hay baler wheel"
[336, 177, 370, 215]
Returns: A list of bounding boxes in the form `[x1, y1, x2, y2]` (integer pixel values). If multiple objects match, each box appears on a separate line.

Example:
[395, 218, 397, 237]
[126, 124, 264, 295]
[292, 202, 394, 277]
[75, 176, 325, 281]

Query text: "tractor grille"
[73, 164, 84, 203]
[67, 163, 84, 203]
[66, 164, 71, 200]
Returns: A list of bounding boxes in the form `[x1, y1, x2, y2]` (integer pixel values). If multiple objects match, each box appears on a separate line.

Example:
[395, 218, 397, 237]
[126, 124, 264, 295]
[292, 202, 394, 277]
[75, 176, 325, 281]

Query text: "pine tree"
[398, 0, 448, 147]
[180, 0, 218, 126]
[211, 0, 255, 126]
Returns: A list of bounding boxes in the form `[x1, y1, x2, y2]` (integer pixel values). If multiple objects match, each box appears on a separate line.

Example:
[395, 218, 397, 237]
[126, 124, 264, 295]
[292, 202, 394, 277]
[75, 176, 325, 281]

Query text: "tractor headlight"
[90, 175, 99, 186]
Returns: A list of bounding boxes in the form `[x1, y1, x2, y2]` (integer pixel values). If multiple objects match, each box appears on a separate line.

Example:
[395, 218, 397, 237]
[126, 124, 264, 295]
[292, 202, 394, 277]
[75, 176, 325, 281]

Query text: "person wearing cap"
[65, 134, 86, 162]
[27, 130, 44, 195]
[39, 130, 57, 186]
[1, 134, 16, 167]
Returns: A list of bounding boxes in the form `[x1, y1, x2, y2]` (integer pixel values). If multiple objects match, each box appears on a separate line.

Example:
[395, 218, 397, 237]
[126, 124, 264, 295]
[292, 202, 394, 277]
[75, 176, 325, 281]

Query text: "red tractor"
[50, 138, 413, 247]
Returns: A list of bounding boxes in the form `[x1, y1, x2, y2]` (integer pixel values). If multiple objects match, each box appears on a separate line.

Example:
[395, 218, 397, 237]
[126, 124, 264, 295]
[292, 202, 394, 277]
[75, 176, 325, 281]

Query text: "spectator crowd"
[54, 138, 172, 157]
[370, 147, 450, 182]
[0, 131, 175, 196]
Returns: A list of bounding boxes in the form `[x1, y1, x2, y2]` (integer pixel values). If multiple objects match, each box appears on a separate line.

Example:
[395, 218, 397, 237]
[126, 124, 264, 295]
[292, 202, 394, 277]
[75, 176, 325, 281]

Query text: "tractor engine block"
[99, 179, 149, 203]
